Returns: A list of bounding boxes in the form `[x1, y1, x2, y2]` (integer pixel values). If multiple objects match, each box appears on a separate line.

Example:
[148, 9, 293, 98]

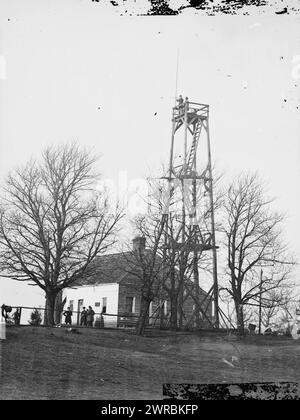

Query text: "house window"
[102, 297, 107, 314]
[95, 302, 100, 307]
[125, 296, 134, 314]
[77, 299, 84, 325]
[69, 300, 74, 311]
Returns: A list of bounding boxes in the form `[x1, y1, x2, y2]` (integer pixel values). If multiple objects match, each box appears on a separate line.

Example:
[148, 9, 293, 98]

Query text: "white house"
[63, 282, 120, 328]
[63, 237, 212, 329]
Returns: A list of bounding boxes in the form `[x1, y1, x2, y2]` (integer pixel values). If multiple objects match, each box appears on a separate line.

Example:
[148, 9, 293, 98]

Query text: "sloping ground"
[0, 327, 299, 400]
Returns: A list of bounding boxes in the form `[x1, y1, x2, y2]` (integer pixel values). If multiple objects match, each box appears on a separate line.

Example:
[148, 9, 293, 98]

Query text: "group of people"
[176, 95, 189, 114]
[79, 306, 95, 327]
[1, 304, 21, 325]
[63, 305, 95, 327]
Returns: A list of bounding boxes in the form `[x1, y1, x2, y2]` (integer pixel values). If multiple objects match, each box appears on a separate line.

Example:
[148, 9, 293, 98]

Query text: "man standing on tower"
[177, 94, 184, 115]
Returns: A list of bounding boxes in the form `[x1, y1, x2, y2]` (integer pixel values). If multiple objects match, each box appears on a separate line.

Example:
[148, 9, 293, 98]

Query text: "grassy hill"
[0, 326, 299, 400]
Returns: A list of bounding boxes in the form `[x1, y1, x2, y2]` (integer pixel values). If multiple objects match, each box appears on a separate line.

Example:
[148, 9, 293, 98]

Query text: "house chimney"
[132, 236, 146, 252]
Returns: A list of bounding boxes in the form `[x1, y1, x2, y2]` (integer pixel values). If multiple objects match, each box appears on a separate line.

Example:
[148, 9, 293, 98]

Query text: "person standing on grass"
[1, 304, 12, 322]
[63, 307, 73, 326]
[87, 306, 95, 327]
[80, 307, 87, 326]
[13, 307, 21, 325]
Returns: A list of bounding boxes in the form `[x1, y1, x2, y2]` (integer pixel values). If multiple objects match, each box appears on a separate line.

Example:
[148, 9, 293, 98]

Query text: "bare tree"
[134, 212, 198, 331]
[127, 172, 220, 332]
[251, 287, 295, 332]
[259, 291, 284, 330]
[220, 173, 295, 334]
[120, 217, 166, 335]
[135, 176, 192, 331]
[0, 143, 123, 325]
[277, 297, 300, 335]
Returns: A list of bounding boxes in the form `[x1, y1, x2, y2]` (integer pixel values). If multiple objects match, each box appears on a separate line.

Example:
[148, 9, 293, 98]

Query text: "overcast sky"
[0, 0, 299, 307]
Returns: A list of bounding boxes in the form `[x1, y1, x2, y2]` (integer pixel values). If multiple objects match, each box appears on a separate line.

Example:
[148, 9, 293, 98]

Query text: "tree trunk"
[169, 269, 178, 331]
[44, 291, 59, 326]
[178, 278, 184, 330]
[170, 294, 178, 331]
[235, 302, 244, 335]
[136, 296, 150, 336]
[54, 291, 65, 324]
[160, 300, 165, 329]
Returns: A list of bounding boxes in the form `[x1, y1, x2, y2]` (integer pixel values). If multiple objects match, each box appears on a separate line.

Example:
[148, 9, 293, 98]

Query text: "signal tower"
[163, 97, 220, 328]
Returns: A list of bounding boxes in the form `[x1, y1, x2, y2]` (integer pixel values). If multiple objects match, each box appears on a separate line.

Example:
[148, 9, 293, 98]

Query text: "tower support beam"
[164, 96, 220, 329]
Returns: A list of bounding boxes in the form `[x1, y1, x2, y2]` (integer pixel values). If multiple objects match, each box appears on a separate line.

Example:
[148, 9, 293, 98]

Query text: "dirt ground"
[0, 326, 300, 400]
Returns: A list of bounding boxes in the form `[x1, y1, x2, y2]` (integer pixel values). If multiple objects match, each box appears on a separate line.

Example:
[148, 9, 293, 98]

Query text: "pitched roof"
[74, 251, 134, 286]
[73, 250, 208, 296]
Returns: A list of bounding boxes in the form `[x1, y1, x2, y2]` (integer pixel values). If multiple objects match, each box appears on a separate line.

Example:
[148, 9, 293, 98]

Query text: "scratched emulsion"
[91, 0, 300, 16]
[148, 0, 179, 15]
[163, 382, 300, 400]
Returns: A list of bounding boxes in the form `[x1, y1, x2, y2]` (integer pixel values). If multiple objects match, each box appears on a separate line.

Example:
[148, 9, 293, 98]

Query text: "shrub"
[29, 308, 42, 326]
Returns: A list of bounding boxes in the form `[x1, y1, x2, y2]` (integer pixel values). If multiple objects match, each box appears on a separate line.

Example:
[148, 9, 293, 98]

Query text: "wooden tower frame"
[162, 97, 220, 328]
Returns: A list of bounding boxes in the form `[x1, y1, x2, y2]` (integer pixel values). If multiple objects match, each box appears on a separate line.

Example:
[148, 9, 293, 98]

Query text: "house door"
[77, 299, 84, 325]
